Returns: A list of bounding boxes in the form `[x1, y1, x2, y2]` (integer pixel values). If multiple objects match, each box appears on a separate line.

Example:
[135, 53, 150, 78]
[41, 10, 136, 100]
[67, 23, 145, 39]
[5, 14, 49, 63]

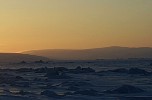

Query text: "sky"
[0, 0, 152, 52]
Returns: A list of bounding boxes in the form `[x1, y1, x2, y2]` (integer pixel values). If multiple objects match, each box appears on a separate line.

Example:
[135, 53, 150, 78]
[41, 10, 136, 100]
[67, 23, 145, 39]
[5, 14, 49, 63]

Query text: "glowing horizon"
[0, 0, 152, 53]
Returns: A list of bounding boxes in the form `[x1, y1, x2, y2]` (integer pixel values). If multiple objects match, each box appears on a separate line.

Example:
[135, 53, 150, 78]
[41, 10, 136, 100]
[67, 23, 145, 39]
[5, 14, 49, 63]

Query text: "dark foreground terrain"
[0, 59, 152, 100]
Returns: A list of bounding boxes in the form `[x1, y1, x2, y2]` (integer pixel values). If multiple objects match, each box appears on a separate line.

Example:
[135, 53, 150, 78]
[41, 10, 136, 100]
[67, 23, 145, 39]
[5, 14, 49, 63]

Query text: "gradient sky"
[0, 0, 152, 52]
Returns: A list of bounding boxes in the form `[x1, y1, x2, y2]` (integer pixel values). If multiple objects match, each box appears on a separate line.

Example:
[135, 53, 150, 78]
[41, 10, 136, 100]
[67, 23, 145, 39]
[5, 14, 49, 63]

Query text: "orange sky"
[0, 0, 152, 52]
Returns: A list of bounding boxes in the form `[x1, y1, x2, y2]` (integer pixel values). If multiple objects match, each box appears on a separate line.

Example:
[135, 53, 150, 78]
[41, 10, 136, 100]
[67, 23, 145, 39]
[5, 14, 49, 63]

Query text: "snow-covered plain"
[0, 59, 152, 100]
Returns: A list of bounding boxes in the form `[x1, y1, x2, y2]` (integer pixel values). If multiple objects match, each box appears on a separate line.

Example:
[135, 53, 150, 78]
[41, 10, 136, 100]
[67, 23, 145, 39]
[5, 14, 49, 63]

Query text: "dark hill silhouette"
[22, 46, 152, 60]
[0, 53, 49, 63]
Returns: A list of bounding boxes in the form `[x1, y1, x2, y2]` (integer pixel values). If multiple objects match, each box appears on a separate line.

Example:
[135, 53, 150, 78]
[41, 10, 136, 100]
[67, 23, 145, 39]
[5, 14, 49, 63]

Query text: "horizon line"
[0, 46, 151, 53]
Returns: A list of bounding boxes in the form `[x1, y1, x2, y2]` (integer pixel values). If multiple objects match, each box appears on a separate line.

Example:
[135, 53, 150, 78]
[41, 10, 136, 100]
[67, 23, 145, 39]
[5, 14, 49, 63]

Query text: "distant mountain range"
[0, 53, 49, 63]
[22, 46, 152, 60]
